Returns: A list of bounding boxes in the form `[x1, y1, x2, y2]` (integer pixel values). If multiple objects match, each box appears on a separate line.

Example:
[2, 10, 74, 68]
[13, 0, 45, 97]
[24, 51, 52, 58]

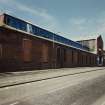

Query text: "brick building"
[77, 35, 104, 65]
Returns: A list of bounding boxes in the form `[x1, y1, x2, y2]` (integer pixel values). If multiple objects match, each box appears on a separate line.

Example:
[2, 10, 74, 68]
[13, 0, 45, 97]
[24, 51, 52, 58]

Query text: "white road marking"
[4, 87, 9, 90]
[101, 101, 105, 105]
[71, 102, 77, 105]
[9, 101, 19, 105]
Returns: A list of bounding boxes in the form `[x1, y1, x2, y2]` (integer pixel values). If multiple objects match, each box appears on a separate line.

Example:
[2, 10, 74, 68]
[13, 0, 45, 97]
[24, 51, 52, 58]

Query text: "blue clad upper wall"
[3, 13, 89, 51]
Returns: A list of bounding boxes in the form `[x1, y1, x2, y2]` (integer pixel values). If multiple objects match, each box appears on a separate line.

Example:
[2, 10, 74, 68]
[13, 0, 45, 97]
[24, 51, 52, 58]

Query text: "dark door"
[0, 44, 2, 58]
[56, 47, 66, 68]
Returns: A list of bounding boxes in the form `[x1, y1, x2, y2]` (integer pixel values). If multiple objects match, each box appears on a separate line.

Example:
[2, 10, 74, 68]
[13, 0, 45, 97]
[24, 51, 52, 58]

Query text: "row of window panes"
[5, 15, 27, 31]
[5, 15, 88, 51]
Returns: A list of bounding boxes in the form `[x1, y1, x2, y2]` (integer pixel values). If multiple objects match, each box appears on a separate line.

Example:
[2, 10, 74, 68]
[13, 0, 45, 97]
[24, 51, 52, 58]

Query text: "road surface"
[0, 67, 105, 105]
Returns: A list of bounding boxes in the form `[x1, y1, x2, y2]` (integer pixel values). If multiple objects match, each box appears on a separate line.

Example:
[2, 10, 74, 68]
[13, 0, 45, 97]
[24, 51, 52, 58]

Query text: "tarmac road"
[1, 67, 105, 105]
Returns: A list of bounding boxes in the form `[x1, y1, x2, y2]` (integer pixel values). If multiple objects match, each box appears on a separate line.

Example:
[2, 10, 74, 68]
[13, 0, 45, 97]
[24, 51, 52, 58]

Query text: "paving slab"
[0, 67, 105, 88]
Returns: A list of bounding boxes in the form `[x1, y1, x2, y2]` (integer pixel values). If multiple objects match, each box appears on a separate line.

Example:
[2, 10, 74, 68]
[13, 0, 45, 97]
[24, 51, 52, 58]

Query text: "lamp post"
[52, 33, 55, 69]
[52, 32, 61, 69]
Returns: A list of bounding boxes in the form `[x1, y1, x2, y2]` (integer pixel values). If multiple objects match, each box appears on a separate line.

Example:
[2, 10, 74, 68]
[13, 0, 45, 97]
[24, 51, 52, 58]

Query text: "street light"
[52, 33, 55, 69]
[52, 32, 61, 69]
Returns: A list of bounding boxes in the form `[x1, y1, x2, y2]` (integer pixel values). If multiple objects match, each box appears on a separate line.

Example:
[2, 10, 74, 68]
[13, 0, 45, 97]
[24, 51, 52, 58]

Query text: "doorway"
[0, 44, 2, 58]
[56, 47, 66, 68]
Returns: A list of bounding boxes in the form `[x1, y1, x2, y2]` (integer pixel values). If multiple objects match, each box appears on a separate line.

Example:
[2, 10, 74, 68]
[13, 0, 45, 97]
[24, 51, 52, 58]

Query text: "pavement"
[0, 67, 105, 88]
[0, 67, 105, 105]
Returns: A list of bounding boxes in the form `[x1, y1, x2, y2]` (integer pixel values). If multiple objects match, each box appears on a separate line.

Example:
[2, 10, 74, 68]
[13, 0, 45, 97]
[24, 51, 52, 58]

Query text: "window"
[5, 15, 27, 32]
[32, 26, 39, 35]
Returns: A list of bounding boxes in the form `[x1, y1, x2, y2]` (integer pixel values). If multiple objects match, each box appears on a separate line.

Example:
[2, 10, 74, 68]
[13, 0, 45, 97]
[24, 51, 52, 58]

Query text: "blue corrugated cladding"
[4, 14, 88, 51]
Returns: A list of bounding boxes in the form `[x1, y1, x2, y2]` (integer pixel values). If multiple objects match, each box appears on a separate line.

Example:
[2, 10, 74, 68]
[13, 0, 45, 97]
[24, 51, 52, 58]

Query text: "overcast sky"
[0, 0, 105, 48]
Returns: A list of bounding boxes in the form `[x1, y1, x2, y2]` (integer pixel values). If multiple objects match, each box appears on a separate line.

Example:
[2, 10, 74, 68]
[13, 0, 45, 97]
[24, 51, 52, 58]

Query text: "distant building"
[77, 35, 104, 65]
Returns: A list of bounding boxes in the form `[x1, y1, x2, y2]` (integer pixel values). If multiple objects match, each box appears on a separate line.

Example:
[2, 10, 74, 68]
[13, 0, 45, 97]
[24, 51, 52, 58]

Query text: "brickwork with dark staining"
[0, 28, 98, 72]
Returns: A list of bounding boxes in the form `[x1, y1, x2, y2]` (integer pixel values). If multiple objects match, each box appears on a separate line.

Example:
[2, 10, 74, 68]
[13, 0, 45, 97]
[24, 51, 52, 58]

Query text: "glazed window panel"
[5, 15, 27, 31]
